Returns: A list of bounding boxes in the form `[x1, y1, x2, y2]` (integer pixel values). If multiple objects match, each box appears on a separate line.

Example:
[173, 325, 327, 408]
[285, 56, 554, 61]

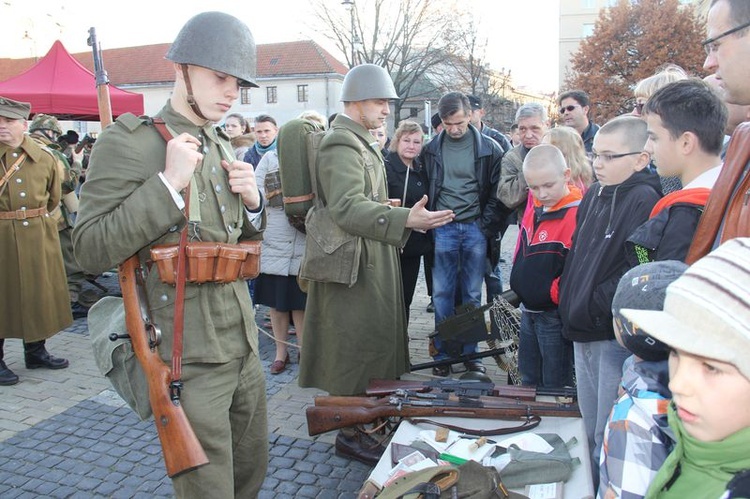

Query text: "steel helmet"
[29, 114, 62, 135]
[341, 64, 398, 102]
[166, 12, 258, 88]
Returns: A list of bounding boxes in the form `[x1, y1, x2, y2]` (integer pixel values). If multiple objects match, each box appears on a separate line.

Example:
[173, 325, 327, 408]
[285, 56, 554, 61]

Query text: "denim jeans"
[518, 309, 573, 387]
[432, 220, 486, 359]
[574, 339, 630, 492]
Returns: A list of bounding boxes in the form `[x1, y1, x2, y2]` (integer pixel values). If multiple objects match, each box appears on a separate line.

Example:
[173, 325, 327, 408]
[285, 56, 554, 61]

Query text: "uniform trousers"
[173, 352, 268, 498]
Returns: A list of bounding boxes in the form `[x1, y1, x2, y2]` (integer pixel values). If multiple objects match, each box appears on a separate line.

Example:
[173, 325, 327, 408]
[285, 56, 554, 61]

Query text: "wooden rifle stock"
[306, 395, 580, 436]
[119, 256, 209, 477]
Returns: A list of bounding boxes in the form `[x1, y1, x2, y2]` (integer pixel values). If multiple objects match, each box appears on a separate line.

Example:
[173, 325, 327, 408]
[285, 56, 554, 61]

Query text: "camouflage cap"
[0, 96, 31, 120]
[29, 114, 62, 135]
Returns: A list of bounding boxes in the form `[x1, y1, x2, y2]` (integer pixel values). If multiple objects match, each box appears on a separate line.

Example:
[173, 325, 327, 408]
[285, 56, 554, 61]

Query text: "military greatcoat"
[0, 135, 72, 340]
[298, 114, 412, 396]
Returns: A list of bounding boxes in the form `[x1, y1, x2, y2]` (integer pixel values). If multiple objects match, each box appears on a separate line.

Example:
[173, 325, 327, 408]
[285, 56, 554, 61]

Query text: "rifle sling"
[152, 119, 187, 391]
[407, 414, 541, 437]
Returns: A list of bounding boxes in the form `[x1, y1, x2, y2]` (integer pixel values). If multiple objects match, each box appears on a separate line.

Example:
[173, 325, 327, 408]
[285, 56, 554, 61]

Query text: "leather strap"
[283, 193, 315, 204]
[0, 206, 48, 220]
[152, 119, 188, 391]
[407, 414, 541, 436]
[0, 152, 27, 196]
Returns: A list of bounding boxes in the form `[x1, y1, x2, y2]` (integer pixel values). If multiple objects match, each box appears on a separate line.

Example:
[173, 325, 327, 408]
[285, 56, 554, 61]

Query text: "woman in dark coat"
[385, 120, 431, 323]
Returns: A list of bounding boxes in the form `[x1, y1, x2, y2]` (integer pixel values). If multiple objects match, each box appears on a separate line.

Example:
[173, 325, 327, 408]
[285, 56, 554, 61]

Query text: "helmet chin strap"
[181, 65, 208, 122]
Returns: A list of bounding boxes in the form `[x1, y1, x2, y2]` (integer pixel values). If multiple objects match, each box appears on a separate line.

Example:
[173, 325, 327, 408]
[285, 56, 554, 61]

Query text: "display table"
[365, 416, 594, 498]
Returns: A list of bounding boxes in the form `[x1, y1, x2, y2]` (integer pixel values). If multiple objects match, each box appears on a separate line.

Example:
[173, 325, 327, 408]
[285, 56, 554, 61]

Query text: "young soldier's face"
[182, 65, 240, 123]
[668, 348, 750, 442]
[645, 114, 682, 178]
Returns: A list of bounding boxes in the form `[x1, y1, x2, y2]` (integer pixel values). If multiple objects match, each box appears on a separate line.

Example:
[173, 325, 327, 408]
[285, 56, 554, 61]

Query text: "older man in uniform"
[0, 97, 72, 386]
[73, 13, 267, 498]
[27, 114, 90, 318]
[298, 64, 454, 463]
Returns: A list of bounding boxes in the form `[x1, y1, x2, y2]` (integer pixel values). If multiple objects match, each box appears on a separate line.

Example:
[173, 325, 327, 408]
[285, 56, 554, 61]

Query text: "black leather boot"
[24, 340, 69, 370]
[0, 339, 19, 385]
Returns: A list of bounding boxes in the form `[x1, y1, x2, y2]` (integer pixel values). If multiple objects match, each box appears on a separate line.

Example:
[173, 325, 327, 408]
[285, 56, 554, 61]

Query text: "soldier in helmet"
[0, 97, 72, 386]
[73, 12, 267, 497]
[298, 64, 454, 463]
[28, 114, 89, 319]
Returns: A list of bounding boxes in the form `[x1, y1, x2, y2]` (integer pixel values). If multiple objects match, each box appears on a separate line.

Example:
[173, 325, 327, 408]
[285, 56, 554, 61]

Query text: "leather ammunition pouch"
[150, 240, 261, 285]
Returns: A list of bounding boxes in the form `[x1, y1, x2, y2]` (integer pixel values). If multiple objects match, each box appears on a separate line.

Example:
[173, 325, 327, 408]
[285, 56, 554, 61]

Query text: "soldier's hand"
[405, 195, 454, 233]
[163, 133, 203, 192]
[222, 159, 261, 210]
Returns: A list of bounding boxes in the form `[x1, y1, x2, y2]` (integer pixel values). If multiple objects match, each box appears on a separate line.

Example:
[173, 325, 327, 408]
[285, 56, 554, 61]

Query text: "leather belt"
[0, 207, 49, 220]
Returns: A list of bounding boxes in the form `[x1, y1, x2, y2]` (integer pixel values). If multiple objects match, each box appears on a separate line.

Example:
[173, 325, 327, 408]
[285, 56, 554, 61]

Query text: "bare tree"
[313, 0, 461, 125]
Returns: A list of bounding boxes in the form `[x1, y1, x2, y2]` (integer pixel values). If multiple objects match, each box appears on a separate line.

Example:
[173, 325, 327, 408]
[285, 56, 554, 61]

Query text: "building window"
[297, 84, 309, 103]
[583, 23, 595, 37]
[241, 88, 251, 105]
[267, 86, 277, 104]
[582, 0, 595, 8]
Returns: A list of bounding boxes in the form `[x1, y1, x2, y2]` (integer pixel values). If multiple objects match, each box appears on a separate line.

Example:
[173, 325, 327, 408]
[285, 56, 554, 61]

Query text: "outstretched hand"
[221, 159, 261, 210]
[405, 195, 454, 232]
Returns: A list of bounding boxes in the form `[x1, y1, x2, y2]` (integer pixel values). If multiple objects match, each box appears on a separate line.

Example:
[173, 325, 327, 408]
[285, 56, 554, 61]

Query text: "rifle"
[89, 27, 208, 477]
[366, 378, 578, 401]
[306, 393, 580, 436]
[117, 257, 209, 477]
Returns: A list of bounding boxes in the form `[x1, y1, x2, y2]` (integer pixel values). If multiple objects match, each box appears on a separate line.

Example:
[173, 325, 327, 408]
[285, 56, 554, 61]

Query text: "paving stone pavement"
[0, 227, 517, 498]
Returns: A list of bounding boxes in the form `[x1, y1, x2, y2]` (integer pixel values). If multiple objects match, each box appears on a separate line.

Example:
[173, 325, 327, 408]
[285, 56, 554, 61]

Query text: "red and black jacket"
[510, 187, 582, 311]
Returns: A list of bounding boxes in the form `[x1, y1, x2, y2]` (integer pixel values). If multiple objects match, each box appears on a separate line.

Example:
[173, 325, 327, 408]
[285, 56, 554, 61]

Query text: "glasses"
[702, 19, 750, 55]
[591, 151, 643, 162]
[559, 104, 579, 114]
[633, 102, 645, 114]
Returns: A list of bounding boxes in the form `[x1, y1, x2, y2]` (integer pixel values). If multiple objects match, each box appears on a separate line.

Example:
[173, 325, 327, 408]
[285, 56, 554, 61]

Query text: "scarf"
[255, 138, 277, 156]
[646, 403, 750, 498]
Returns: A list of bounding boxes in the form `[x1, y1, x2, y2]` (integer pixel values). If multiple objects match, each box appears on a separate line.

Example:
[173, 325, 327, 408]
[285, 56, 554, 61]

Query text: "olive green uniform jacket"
[0, 135, 72, 340]
[298, 114, 411, 396]
[73, 102, 265, 364]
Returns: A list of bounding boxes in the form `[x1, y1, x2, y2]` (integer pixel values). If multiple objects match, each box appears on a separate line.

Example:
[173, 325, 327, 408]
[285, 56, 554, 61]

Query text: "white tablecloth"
[366, 416, 594, 498]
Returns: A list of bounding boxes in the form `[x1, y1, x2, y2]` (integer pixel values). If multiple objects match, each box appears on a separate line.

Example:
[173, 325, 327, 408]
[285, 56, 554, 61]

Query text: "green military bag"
[498, 433, 579, 489]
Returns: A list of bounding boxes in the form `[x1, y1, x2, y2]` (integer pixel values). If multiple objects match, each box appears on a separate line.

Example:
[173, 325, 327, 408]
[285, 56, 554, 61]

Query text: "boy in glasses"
[558, 115, 662, 490]
[626, 78, 727, 265]
[621, 238, 750, 498]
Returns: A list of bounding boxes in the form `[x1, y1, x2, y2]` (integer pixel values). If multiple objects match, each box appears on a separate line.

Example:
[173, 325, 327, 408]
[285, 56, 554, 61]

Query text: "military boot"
[24, 340, 69, 370]
[0, 339, 19, 385]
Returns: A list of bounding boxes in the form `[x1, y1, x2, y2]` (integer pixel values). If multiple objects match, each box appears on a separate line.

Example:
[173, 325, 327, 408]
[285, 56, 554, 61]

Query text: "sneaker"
[426, 299, 434, 313]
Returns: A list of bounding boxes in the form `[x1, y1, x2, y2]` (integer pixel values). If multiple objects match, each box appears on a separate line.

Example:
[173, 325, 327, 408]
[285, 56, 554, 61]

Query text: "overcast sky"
[0, 0, 560, 93]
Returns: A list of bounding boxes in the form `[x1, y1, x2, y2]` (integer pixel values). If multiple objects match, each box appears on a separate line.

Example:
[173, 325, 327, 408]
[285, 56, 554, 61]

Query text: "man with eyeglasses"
[688, 0, 750, 264]
[558, 89, 600, 154]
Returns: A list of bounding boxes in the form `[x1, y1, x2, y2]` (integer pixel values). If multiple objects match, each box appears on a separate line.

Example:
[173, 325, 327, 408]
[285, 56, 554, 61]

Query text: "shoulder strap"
[0, 153, 27, 196]
[152, 118, 188, 394]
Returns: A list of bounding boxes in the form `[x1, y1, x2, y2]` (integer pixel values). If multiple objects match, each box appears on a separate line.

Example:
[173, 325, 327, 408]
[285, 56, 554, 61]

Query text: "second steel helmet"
[340, 64, 399, 102]
[166, 12, 258, 88]
[29, 114, 62, 135]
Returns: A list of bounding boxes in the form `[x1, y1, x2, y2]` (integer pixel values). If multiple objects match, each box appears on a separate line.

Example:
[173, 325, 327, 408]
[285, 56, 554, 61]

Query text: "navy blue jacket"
[559, 170, 662, 342]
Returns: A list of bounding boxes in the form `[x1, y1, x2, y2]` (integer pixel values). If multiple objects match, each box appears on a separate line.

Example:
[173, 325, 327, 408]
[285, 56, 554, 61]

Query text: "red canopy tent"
[0, 40, 143, 121]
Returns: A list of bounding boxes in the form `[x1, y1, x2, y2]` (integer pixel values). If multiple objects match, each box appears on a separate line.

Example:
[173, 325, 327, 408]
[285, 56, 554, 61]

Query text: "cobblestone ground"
[0, 226, 517, 498]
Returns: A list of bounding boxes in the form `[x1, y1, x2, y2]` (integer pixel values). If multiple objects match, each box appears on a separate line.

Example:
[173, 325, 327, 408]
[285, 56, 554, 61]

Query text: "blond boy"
[510, 145, 581, 388]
